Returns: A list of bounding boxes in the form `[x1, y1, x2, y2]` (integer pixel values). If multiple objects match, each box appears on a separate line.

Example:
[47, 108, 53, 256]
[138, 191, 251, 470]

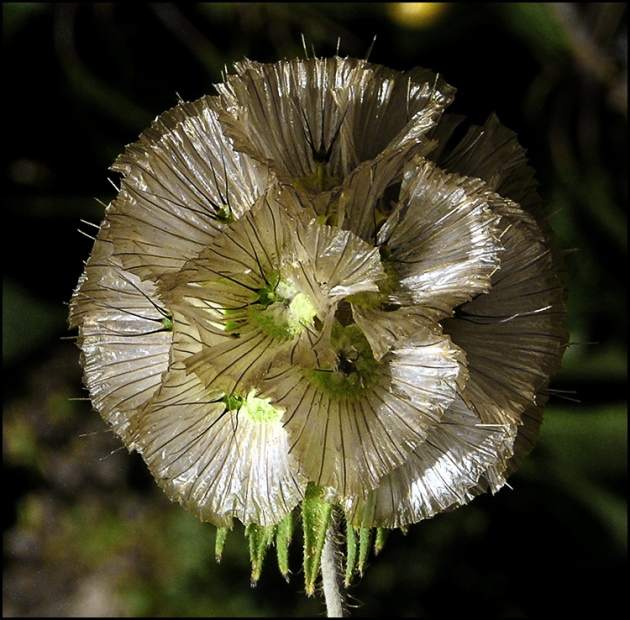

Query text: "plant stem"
[321, 521, 345, 617]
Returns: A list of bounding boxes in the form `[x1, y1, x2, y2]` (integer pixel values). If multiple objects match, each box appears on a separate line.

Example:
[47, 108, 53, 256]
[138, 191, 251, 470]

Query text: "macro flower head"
[69, 54, 567, 591]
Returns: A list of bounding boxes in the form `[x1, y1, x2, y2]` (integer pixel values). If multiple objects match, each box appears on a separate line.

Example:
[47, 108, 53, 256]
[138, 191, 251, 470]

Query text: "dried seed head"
[69, 55, 567, 588]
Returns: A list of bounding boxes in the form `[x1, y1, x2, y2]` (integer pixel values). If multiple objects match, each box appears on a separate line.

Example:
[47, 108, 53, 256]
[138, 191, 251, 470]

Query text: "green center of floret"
[305, 322, 378, 399]
[248, 272, 317, 341]
[222, 390, 283, 424]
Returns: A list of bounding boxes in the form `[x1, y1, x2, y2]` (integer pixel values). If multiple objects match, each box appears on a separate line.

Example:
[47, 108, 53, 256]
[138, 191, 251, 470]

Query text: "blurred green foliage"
[3, 3, 626, 617]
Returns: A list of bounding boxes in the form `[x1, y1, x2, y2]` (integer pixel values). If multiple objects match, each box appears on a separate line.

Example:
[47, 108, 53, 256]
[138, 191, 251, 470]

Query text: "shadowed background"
[3, 3, 627, 617]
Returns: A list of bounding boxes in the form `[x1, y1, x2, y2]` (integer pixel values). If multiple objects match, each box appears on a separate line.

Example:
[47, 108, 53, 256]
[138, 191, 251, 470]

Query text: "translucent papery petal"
[216, 57, 362, 180]
[344, 65, 455, 162]
[132, 363, 307, 527]
[335, 148, 416, 242]
[187, 328, 291, 399]
[216, 57, 454, 184]
[159, 195, 300, 392]
[378, 158, 502, 319]
[170, 191, 296, 293]
[462, 400, 546, 503]
[161, 192, 388, 396]
[344, 395, 518, 528]
[168, 308, 205, 362]
[505, 402, 544, 476]
[289, 213, 387, 303]
[160, 191, 298, 322]
[443, 198, 567, 426]
[335, 66, 452, 237]
[68, 233, 171, 443]
[262, 329, 466, 499]
[107, 95, 269, 280]
[352, 305, 442, 361]
[437, 112, 541, 215]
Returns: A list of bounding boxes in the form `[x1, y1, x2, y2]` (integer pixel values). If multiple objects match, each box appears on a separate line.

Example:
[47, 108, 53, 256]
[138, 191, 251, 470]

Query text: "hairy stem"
[321, 521, 345, 617]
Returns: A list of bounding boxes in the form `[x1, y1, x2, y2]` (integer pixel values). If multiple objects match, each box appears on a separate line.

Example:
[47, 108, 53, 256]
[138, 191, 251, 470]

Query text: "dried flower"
[69, 55, 567, 595]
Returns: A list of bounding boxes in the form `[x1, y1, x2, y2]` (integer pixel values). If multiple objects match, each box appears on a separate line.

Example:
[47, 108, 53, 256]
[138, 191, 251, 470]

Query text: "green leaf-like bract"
[302, 483, 334, 596]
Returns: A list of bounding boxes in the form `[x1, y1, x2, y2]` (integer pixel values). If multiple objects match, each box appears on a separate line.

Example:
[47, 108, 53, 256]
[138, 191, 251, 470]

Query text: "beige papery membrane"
[68, 226, 172, 445]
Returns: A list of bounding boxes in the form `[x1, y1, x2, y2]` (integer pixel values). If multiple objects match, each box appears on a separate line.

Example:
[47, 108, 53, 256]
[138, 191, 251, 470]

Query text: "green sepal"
[216, 203, 234, 224]
[344, 521, 358, 587]
[374, 527, 389, 556]
[275, 511, 294, 582]
[358, 527, 373, 576]
[245, 523, 276, 587]
[302, 483, 333, 596]
[215, 526, 230, 563]
[161, 312, 173, 331]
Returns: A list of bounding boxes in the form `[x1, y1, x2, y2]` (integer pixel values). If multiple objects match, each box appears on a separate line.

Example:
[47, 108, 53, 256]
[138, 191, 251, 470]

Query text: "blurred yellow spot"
[387, 2, 449, 29]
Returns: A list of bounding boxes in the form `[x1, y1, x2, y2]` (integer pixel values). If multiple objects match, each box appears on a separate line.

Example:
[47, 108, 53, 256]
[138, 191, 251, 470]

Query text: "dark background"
[3, 3, 627, 617]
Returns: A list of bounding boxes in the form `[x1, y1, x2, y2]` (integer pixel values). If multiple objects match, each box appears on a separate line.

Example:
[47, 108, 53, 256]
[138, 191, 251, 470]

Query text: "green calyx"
[305, 322, 378, 398]
[221, 392, 244, 411]
[256, 272, 281, 307]
[301, 486, 391, 593]
[243, 511, 295, 586]
[295, 161, 342, 194]
[302, 483, 335, 596]
[215, 486, 390, 594]
[242, 391, 282, 424]
[249, 274, 316, 341]
[221, 390, 283, 424]
[346, 246, 401, 312]
[161, 312, 174, 331]
[217, 271, 317, 341]
[216, 203, 235, 224]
